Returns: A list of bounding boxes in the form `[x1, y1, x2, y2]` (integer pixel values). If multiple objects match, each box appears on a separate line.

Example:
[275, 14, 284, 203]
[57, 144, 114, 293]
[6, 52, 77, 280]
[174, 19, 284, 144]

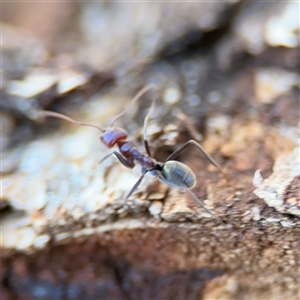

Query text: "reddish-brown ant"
[40, 85, 223, 218]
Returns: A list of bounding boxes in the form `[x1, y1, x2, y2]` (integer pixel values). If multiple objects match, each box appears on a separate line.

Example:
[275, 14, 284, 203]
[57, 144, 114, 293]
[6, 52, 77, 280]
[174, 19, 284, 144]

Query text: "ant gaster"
[40, 85, 223, 218]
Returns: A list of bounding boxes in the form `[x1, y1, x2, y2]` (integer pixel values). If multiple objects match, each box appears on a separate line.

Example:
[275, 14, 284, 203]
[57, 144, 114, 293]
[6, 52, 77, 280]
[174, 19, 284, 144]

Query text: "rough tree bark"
[1, 2, 299, 299]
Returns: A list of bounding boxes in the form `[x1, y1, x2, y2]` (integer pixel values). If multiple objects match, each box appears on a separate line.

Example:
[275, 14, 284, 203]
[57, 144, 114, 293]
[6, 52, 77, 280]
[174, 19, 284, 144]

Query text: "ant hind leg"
[166, 140, 222, 171]
[185, 188, 215, 216]
[185, 188, 224, 224]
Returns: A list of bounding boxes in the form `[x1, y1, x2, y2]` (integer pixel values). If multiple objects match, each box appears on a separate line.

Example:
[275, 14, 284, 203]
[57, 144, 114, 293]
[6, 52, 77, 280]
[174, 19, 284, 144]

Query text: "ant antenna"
[143, 97, 156, 156]
[143, 98, 156, 142]
[39, 111, 104, 132]
[110, 84, 153, 127]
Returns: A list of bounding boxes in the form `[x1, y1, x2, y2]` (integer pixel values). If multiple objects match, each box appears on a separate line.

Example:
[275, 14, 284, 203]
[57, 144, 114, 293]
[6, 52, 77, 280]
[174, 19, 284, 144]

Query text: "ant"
[40, 85, 224, 218]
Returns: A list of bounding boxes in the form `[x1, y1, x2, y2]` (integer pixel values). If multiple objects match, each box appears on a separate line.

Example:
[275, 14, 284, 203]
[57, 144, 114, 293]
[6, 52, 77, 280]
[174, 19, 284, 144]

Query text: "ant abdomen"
[159, 161, 196, 189]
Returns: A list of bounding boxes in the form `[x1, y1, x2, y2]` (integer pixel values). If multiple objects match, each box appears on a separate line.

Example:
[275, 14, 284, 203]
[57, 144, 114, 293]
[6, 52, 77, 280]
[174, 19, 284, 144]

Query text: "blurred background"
[2, 1, 298, 147]
[1, 1, 299, 299]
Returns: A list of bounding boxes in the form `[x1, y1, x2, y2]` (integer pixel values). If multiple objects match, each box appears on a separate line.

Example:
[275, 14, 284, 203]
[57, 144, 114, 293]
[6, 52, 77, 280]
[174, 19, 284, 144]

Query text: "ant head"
[100, 127, 128, 148]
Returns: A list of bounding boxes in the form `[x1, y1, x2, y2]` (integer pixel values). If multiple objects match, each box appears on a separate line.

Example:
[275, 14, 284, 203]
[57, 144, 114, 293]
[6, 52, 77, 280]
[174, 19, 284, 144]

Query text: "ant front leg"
[166, 140, 222, 170]
[98, 151, 135, 169]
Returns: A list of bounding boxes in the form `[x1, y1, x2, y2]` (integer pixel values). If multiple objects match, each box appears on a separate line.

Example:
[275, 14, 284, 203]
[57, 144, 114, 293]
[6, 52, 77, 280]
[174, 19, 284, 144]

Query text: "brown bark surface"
[1, 2, 299, 299]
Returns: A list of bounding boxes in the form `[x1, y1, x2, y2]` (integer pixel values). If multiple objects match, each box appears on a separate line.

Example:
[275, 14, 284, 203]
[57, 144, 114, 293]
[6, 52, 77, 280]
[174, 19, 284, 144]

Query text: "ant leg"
[124, 170, 149, 201]
[98, 151, 135, 169]
[185, 188, 214, 216]
[143, 98, 156, 157]
[185, 188, 224, 224]
[166, 140, 221, 170]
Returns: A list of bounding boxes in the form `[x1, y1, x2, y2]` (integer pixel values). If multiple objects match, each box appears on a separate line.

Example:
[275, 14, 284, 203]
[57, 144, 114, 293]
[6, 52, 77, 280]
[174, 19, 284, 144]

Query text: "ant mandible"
[40, 85, 223, 218]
